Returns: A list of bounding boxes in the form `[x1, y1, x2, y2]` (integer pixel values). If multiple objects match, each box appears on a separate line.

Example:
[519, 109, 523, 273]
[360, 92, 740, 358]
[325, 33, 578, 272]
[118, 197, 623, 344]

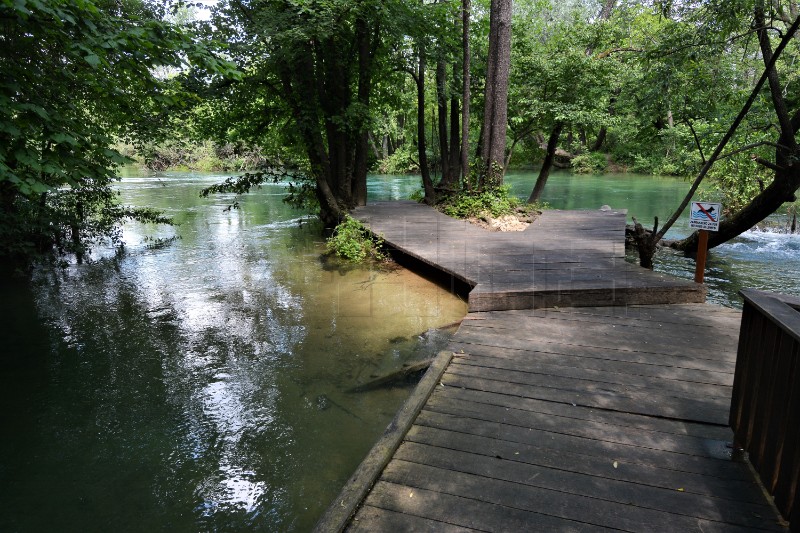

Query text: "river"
[0, 170, 797, 531]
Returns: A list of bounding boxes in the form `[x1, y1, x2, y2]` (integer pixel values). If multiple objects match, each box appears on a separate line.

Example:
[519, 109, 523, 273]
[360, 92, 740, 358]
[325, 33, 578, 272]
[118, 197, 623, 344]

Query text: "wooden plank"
[449, 336, 735, 374]
[512, 304, 743, 324]
[476, 307, 742, 339]
[380, 460, 778, 533]
[347, 505, 478, 532]
[433, 386, 733, 440]
[448, 343, 734, 386]
[412, 410, 749, 479]
[467, 285, 706, 312]
[741, 289, 800, 343]
[393, 441, 780, 528]
[440, 372, 730, 424]
[457, 320, 738, 362]
[446, 361, 731, 407]
[423, 395, 731, 459]
[362, 480, 612, 532]
[453, 354, 733, 396]
[405, 425, 767, 504]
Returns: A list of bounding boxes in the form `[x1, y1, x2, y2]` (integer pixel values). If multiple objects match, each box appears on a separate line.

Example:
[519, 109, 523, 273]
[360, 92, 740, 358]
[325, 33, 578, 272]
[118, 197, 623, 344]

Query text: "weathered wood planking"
[352, 201, 704, 311]
[323, 305, 788, 532]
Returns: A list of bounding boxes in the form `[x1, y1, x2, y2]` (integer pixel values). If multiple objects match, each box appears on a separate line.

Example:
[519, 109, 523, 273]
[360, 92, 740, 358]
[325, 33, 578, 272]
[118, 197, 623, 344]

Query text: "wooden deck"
[320, 305, 787, 532]
[315, 203, 786, 532]
[353, 201, 704, 311]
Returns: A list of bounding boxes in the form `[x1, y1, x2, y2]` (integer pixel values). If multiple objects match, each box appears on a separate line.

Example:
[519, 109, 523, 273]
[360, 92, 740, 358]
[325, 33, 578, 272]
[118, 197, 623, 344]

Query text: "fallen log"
[348, 359, 433, 393]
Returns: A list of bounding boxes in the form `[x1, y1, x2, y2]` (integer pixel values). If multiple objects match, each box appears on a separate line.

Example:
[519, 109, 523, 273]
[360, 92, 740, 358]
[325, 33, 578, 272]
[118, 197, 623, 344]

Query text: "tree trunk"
[367, 132, 381, 160]
[599, 0, 616, 20]
[449, 91, 461, 177]
[416, 49, 436, 205]
[528, 122, 563, 204]
[436, 60, 452, 184]
[461, 0, 471, 190]
[479, 0, 512, 187]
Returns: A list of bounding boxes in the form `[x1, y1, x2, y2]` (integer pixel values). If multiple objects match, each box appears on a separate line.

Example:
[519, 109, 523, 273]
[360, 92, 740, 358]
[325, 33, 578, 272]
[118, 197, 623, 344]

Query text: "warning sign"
[689, 201, 722, 231]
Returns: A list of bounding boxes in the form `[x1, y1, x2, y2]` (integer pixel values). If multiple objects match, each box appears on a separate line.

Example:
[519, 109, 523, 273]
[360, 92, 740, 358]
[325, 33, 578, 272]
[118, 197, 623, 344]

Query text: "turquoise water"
[0, 172, 466, 532]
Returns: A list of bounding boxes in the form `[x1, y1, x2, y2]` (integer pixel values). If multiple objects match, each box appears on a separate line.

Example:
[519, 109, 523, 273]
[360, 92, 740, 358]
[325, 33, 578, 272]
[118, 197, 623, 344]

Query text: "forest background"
[2, 0, 799, 268]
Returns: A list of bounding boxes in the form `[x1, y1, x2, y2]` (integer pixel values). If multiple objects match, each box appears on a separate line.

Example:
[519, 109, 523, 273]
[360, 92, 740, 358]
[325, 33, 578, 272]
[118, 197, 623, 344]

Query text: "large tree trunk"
[448, 88, 461, 178]
[352, 16, 379, 207]
[528, 122, 563, 204]
[479, 0, 512, 187]
[599, 0, 616, 20]
[461, 0, 471, 190]
[416, 49, 436, 205]
[437, 62, 462, 191]
[436, 60, 452, 185]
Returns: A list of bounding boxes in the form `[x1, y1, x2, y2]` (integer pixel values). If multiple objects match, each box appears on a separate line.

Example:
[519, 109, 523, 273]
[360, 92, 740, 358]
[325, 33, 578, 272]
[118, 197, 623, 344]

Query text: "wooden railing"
[730, 289, 800, 531]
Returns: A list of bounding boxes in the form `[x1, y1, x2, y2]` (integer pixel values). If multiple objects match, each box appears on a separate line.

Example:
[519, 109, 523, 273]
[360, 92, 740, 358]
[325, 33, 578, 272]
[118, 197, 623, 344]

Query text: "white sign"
[689, 201, 722, 231]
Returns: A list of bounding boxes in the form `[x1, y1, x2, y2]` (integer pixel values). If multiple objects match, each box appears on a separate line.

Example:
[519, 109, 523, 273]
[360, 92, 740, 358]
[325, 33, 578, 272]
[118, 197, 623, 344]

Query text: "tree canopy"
[0, 0, 233, 265]
[4, 0, 800, 267]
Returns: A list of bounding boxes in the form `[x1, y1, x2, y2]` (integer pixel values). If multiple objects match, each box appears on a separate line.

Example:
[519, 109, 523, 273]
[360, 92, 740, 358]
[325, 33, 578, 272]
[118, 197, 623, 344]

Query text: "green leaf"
[85, 53, 101, 68]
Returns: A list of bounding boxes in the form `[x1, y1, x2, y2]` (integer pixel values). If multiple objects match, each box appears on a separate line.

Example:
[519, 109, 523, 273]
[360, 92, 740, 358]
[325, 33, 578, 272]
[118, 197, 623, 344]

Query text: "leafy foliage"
[140, 140, 268, 172]
[571, 152, 608, 174]
[439, 185, 527, 219]
[325, 215, 386, 263]
[0, 0, 235, 265]
[199, 160, 318, 211]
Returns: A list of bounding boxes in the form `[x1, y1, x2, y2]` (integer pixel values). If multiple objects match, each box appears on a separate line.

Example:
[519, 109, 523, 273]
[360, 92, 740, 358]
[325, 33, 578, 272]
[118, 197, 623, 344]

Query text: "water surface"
[0, 172, 466, 532]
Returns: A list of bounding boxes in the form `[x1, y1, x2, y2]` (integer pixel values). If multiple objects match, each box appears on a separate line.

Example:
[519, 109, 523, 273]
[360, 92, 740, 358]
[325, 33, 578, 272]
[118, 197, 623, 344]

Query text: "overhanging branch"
[653, 13, 800, 242]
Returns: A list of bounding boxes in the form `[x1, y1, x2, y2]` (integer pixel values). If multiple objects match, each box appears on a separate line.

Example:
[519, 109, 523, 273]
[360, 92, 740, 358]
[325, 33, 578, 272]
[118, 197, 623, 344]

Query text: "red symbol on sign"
[695, 203, 716, 222]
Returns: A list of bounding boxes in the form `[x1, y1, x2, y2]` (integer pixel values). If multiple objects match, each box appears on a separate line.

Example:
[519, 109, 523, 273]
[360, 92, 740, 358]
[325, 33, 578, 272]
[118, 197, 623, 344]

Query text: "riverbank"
[116, 140, 270, 172]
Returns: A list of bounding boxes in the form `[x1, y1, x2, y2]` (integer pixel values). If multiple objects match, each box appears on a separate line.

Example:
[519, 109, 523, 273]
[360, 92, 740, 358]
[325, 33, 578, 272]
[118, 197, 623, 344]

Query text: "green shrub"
[440, 185, 525, 219]
[408, 188, 425, 202]
[325, 215, 386, 263]
[571, 152, 607, 174]
[374, 145, 419, 174]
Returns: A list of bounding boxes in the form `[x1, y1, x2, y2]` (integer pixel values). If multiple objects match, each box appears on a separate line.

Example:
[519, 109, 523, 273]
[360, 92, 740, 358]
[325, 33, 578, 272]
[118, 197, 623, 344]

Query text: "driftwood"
[624, 223, 677, 249]
[348, 359, 433, 393]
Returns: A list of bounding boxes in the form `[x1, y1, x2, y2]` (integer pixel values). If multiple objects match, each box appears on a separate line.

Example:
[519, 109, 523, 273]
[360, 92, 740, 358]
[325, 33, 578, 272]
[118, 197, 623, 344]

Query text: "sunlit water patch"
[0, 171, 465, 532]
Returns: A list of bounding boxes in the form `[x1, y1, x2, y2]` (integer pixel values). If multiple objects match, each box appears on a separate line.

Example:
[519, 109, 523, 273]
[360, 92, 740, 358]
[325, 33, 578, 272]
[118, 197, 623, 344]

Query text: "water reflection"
[0, 172, 466, 532]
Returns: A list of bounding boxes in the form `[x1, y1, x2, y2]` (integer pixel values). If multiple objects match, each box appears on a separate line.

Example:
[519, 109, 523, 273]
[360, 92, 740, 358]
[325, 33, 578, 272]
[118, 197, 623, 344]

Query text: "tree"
[479, 0, 512, 187]
[0, 0, 231, 266]
[627, 2, 800, 267]
[461, 0, 472, 189]
[202, 0, 416, 226]
[508, 7, 615, 203]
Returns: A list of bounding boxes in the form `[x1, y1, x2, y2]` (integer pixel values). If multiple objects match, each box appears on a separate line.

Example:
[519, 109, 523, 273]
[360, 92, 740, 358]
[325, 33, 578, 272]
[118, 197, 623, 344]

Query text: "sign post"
[689, 201, 722, 284]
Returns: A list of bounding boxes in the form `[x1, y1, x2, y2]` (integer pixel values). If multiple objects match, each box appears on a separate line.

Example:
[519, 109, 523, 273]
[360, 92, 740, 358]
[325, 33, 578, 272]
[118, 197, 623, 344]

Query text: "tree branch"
[653, 12, 800, 242]
[715, 141, 787, 161]
[684, 119, 706, 164]
[754, 156, 784, 172]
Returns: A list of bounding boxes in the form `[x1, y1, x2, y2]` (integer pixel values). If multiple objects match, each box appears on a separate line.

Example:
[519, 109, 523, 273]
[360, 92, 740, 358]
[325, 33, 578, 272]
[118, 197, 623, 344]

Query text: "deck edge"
[313, 349, 455, 533]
